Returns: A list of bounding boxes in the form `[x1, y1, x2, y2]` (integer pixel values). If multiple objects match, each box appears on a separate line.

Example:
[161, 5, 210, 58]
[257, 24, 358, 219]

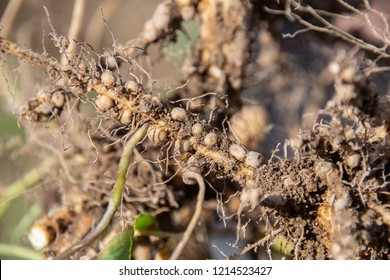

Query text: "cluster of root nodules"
[11, 27, 390, 259]
[236, 57, 390, 259]
[273, 58, 390, 260]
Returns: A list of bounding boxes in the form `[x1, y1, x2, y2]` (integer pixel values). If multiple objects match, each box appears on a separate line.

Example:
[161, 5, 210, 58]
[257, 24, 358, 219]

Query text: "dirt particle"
[345, 154, 361, 169]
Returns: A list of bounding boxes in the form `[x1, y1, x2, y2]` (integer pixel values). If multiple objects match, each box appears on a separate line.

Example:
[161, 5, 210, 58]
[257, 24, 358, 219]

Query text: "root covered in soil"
[0, 0, 389, 260]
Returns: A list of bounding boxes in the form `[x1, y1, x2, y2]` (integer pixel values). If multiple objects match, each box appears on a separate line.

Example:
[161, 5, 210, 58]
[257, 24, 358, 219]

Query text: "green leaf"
[133, 214, 157, 231]
[98, 229, 134, 260]
[98, 214, 157, 260]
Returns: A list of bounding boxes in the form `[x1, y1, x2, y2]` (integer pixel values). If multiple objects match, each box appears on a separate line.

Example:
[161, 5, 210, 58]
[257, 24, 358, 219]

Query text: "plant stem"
[0, 243, 43, 260]
[0, 158, 53, 218]
[55, 123, 149, 260]
[11, 203, 42, 244]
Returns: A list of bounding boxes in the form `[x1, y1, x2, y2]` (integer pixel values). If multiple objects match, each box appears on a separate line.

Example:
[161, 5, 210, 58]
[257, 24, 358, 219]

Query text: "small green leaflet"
[98, 214, 157, 260]
[133, 214, 157, 231]
[98, 229, 134, 260]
